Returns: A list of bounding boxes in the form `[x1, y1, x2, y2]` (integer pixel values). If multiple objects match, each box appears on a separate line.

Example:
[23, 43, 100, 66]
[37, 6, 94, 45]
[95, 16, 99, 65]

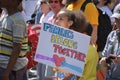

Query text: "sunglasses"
[49, 0, 59, 4]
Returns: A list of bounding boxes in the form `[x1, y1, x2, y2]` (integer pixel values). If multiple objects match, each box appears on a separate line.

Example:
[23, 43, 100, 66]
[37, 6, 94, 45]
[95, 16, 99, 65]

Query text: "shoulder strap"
[81, 0, 92, 11]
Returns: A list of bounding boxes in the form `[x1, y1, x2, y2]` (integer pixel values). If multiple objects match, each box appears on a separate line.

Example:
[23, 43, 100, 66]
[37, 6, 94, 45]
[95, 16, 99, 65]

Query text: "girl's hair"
[59, 9, 87, 33]
[70, 10, 87, 33]
[83, 23, 93, 36]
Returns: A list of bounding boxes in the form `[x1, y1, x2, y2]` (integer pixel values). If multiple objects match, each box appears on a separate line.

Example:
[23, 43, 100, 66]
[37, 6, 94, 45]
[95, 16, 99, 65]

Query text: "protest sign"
[35, 22, 90, 76]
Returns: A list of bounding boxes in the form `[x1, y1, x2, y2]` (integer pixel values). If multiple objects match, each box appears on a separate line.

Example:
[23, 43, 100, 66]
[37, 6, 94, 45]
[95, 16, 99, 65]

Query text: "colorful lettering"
[51, 34, 78, 49]
[53, 44, 86, 62]
[44, 23, 74, 39]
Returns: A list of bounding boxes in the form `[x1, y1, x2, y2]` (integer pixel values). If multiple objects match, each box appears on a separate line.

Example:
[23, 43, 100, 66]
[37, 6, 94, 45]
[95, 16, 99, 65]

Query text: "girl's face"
[48, 0, 61, 13]
[40, 2, 50, 14]
[54, 11, 73, 29]
[115, 18, 120, 29]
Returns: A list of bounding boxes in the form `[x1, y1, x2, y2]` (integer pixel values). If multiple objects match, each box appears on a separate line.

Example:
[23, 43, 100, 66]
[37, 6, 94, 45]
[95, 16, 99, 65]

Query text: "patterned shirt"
[102, 30, 120, 79]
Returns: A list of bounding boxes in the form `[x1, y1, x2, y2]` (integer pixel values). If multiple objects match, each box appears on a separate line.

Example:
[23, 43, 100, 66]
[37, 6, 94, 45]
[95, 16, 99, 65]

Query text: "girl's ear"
[68, 20, 73, 27]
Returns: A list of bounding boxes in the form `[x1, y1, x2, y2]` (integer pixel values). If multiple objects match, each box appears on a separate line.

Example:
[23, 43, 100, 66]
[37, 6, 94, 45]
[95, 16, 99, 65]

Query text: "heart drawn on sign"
[53, 54, 65, 67]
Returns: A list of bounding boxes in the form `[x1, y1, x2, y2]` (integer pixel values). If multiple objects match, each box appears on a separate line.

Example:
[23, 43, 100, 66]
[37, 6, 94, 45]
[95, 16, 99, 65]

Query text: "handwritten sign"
[34, 22, 90, 76]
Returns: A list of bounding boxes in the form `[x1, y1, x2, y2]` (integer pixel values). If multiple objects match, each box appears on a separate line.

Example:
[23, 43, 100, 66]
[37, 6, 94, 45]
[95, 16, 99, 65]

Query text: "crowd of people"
[0, 0, 120, 80]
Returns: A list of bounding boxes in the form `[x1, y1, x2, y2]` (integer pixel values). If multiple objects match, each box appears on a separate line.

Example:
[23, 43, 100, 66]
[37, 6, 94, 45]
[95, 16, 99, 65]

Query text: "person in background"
[96, 0, 115, 80]
[65, 0, 99, 46]
[0, 0, 28, 80]
[79, 20, 99, 80]
[96, 0, 114, 25]
[42, 0, 65, 80]
[35, 8, 43, 24]
[100, 3, 120, 80]
[34, 0, 43, 24]
[48, 0, 64, 23]
[53, 9, 98, 80]
[53, 9, 86, 80]
[39, 0, 54, 24]
[36, 0, 54, 80]
[22, 0, 38, 21]
[114, 0, 120, 7]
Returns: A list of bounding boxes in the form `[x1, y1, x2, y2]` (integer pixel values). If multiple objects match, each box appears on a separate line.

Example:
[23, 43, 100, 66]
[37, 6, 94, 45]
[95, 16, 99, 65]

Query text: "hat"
[112, 3, 120, 19]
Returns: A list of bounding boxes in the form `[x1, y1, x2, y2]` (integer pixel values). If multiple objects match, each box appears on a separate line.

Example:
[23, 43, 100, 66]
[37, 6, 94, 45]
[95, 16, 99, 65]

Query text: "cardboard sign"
[34, 22, 90, 76]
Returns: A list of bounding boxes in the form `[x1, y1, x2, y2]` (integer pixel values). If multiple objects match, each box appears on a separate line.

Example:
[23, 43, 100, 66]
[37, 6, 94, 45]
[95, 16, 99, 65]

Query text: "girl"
[54, 10, 87, 33]
[48, 0, 64, 23]
[44, 0, 65, 79]
[37, 0, 54, 80]
[53, 9, 87, 80]
[54, 9, 99, 80]
[39, 0, 54, 24]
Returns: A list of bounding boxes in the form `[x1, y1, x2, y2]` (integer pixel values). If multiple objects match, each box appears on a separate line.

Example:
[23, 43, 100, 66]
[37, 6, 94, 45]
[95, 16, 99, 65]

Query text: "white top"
[22, 0, 39, 21]
[39, 11, 54, 23]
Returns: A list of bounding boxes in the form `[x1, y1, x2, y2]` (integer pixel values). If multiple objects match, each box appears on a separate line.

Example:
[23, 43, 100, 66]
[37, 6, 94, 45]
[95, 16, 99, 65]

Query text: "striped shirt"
[0, 12, 28, 71]
[102, 30, 120, 79]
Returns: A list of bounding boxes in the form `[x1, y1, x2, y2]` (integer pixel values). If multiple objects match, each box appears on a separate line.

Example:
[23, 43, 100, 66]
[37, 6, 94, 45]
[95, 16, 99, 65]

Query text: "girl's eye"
[59, 18, 64, 20]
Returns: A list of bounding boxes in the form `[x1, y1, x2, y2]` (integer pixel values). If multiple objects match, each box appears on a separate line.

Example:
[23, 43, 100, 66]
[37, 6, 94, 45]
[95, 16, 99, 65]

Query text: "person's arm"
[99, 57, 107, 67]
[77, 76, 80, 80]
[102, 54, 120, 64]
[91, 24, 98, 45]
[3, 43, 21, 80]
[99, 31, 114, 67]
[84, 3, 99, 45]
